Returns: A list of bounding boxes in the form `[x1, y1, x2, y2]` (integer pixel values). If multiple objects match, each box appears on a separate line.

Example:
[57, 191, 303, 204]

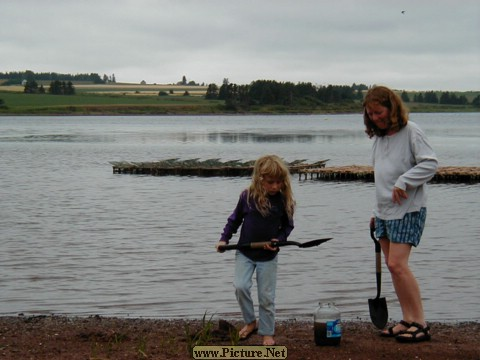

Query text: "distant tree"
[91, 73, 104, 84]
[49, 80, 61, 94]
[0, 98, 6, 108]
[413, 93, 424, 102]
[24, 79, 39, 93]
[223, 83, 250, 111]
[355, 89, 363, 100]
[424, 91, 439, 104]
[205, 83, 219, 99]
[48, 80, 75, 95]
[183, 90, 190, 96]
[472, 95, 480, 106]
[25, 70, 35, 82]
[458, 95, 468, 105]
[218, 79, 230, 100]
[351, 83, 368, 91]
[182, 76, 187, 85]
[401, 91, 410, 102]
[440, 91, 450, 104]
[294, 82, 317, 99]
[317, 85, 355, 103]
[158, 91, 169, 96]
[39, 84, 46, 94]
[64, 81, 75, 95]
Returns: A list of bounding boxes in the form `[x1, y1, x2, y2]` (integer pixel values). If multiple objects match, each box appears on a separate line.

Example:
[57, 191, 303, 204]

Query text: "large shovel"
[218, 237, 332, 251]
[368, 228, 388, 329]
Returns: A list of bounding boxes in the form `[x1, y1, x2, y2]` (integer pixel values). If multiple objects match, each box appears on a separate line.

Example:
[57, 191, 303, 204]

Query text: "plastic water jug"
[314, 302, 342, 346]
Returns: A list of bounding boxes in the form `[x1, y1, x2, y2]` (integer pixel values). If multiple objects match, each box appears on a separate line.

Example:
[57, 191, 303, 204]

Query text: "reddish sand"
[0, 315, 478, 359]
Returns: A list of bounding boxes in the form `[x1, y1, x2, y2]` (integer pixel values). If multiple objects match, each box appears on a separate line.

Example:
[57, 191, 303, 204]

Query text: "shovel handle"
[371, 227, 383, 298]
[219, 241, 274, 251]
[376, 251, 382, 273]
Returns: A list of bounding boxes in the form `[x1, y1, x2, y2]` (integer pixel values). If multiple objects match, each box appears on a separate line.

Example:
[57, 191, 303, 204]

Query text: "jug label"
[326, 320, 341, 338]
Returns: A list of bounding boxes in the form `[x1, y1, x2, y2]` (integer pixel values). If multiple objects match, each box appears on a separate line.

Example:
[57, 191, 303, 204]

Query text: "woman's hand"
[392, 186, 408, 205]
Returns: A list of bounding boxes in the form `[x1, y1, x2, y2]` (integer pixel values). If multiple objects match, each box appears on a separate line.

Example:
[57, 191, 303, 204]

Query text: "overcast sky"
[2, 0, 479, 91]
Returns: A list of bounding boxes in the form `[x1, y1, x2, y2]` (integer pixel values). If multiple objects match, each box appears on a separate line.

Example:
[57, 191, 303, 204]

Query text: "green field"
[0, 84, 227, 115]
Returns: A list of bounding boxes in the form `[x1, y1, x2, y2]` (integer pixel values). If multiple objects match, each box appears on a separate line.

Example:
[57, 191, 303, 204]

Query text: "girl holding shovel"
[363, 86, 438, 343]
[216, 154, 295, 346]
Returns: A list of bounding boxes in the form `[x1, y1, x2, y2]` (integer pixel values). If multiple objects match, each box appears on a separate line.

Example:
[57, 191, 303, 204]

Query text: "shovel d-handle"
[370, 227, 383, 299]
[370, 228, 381, 252]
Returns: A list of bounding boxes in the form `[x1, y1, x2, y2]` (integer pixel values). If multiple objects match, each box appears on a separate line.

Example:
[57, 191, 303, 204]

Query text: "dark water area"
[0, 113, 479, 322]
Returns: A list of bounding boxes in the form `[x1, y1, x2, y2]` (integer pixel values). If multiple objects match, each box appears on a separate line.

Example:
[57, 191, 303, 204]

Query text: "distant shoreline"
[1, 104, 478, 116]
[1, 84, 479, 116]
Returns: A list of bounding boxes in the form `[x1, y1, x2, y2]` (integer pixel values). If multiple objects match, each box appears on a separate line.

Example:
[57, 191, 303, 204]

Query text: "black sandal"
[380, 320, 411, 337]
[396, 322, 431, 343]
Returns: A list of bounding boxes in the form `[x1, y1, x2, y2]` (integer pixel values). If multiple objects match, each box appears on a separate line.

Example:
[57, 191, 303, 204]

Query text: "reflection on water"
[0, 114, 479, 322]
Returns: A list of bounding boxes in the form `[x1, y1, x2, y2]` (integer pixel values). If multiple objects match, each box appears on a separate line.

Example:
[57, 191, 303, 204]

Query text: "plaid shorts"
[375, 208, 427, 247]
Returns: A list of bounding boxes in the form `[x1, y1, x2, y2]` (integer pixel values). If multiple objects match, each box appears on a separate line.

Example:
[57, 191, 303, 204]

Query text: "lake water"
[0, 113, 479, 322]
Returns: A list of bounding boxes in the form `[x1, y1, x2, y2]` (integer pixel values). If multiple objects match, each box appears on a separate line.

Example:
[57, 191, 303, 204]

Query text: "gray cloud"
[2, 0, 479, 90]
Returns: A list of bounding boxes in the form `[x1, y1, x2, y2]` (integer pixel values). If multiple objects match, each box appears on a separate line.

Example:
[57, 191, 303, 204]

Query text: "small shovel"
[368, 228, 388, 329]
[218, 237, 332, 251]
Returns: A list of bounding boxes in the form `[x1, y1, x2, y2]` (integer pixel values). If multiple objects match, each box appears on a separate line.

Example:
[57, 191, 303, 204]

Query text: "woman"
[363, 86, 438, 343]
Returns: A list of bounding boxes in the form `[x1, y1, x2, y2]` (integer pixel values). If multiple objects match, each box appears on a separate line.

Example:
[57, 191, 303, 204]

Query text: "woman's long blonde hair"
[247, 155, 295, 219]
[363, 86, 409, 138]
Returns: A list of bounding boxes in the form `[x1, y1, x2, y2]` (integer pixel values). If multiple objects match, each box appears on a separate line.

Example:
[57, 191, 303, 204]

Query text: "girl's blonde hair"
[248, 155, 295, 219]
[363, 86, 409, 138]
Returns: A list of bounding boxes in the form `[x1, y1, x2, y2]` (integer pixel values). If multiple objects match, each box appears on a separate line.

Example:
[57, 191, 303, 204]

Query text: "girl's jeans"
[234, 251, 278, 336]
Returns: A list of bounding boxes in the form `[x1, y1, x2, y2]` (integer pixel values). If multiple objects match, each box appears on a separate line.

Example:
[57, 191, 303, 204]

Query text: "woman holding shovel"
[363, 86, 438, 343]
[216, 154, 295, 346]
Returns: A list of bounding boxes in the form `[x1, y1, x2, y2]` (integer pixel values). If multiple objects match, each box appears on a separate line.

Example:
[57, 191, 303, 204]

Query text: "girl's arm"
[219, 191, 247, 243]
[275, 212, 294, 242]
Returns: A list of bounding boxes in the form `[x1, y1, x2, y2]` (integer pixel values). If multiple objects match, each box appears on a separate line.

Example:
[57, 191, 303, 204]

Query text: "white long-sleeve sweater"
[372, 121, 438, 220]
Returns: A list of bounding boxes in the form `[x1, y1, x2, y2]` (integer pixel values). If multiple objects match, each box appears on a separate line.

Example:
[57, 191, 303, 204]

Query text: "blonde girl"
[216, 155, 295, 346]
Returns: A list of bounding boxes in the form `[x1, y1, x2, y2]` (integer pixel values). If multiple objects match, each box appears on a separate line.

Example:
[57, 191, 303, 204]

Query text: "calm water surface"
[0, 113, 479, 322]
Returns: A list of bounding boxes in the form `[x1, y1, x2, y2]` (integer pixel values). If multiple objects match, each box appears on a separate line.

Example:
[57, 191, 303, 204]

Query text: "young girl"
[363, 86, 438, 343]
[216, 155, 295, 346]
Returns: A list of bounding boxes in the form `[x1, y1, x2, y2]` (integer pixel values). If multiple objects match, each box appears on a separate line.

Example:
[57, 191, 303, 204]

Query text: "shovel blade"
[297, 238, 332, 248]
[368, 297, 388, 329]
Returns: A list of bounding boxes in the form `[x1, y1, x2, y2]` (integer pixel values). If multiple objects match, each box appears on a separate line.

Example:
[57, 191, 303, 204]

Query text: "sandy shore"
[0, 315, 478, 359]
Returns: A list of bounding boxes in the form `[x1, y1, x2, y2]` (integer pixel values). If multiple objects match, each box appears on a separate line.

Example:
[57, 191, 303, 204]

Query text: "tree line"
[0, 70, 107, 85]
[205, 80, 368, 110]
[24, 80, 75, 95]
[205, 80, 479, 109]
[3, 71, 479, 107]
[401, 90, 479, 106]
